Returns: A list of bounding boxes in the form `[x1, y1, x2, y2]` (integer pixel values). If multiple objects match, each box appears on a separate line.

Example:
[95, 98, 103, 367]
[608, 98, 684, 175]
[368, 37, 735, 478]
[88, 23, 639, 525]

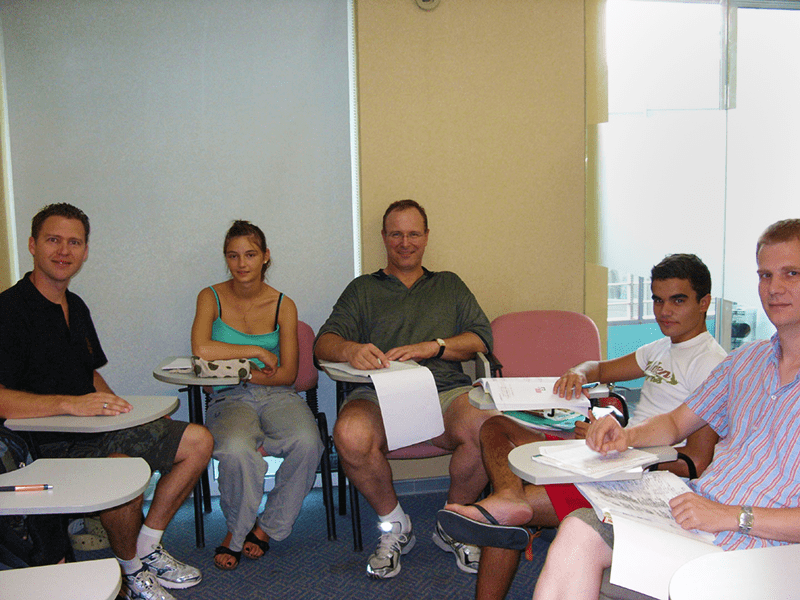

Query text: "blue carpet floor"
[77, 488, 552, 599]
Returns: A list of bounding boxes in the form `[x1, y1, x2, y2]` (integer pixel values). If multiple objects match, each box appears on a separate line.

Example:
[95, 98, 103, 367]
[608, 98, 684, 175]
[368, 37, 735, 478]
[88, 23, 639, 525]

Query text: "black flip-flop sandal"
[437, 506, 537, 551]
[214, 545, 241, 571]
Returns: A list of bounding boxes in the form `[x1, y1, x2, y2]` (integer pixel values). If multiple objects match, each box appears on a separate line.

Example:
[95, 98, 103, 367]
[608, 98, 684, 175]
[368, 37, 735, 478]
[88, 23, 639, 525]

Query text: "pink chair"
[490, 310, 602, 377]
[490, 309, 628, 427]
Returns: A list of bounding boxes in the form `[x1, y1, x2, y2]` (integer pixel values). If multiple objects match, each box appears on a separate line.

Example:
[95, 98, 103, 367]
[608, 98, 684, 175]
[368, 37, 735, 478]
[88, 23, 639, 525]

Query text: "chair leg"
[201, 467, 212, 514]
[338, 459, 348, 516]
[192, 478, 205, 548]
[349, 478, 362, 552]
[316, 415, 337, 541]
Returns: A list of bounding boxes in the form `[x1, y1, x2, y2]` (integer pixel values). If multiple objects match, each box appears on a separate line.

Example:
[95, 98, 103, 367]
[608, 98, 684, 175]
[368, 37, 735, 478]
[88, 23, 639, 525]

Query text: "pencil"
[0, 484, 54, 492]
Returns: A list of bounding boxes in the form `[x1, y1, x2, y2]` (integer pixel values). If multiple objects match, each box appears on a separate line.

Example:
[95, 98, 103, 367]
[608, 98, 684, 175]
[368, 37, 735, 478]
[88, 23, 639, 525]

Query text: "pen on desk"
[582, 383, 599, 389]
[0, 484, 54, 492]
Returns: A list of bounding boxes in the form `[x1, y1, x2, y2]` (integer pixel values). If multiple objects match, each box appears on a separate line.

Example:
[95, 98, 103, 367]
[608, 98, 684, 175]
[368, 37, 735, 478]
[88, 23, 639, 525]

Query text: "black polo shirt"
[0, 273, 107, 405]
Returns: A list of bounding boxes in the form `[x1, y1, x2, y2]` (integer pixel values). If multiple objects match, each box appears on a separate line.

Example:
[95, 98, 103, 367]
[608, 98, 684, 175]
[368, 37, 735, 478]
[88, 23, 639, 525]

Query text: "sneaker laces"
[374, 521, 407, 558]
[144, 544, 178, 567]
[124, 567, 174, 600]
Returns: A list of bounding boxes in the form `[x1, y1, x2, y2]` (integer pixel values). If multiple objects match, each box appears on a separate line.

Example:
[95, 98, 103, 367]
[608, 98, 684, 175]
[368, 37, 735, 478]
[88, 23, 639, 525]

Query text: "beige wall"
[356, 0, 587, 321]
[356, 0, 588, 480]
[0, 35, 14, 293]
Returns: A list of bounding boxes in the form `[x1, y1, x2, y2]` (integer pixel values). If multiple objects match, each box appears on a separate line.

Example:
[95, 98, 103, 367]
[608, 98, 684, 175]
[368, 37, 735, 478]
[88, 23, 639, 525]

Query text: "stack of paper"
[161, 358, 193, 373]
[533, 442, 658, 479]
[474, 377, 591, 414]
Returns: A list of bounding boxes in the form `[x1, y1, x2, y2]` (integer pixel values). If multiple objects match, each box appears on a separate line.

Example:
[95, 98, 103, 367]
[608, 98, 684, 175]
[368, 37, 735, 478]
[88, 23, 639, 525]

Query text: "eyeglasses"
[386, 231, 425, 241]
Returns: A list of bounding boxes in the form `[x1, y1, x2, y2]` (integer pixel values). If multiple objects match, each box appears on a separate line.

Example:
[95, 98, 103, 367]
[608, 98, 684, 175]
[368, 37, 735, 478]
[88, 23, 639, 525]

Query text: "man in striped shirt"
[534, 218, 800, 600]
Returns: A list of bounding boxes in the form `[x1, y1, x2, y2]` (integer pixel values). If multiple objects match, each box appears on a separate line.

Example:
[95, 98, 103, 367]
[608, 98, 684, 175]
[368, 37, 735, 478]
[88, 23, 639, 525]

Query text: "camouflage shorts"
[38, 418, 189, 475]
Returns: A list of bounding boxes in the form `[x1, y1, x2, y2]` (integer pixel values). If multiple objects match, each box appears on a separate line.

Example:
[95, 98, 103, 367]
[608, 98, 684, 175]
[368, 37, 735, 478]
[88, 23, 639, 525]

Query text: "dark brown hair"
[223, 220, 270, 279]
[382, 199, 428, 232]
[31, 203, 90, 243]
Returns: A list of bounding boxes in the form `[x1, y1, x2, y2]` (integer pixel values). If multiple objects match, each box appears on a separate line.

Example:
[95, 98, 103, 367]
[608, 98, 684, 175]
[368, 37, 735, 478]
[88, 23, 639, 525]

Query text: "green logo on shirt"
[644, 360, 678, 386]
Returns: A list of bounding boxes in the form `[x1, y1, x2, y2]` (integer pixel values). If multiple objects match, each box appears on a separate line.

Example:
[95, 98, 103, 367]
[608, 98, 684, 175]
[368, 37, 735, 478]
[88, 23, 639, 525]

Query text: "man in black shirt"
[0, 203, 213, 600]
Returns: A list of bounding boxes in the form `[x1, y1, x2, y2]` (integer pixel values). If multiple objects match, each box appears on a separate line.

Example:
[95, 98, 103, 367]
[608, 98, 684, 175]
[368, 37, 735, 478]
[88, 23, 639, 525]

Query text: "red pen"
[0, 484, 54, 492]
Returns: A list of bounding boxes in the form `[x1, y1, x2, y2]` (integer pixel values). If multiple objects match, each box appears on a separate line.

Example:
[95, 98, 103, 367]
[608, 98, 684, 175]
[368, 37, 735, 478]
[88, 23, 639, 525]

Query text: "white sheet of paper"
[609, 513, 721, 600]
[162, 357, 192, 371]
[370, 367, 444, 451]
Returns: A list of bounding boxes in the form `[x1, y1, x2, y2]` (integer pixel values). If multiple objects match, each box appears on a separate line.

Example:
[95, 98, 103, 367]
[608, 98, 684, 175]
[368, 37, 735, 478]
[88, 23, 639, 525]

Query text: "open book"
[576, 471, 721, 600]
[473, 377, 591, 415]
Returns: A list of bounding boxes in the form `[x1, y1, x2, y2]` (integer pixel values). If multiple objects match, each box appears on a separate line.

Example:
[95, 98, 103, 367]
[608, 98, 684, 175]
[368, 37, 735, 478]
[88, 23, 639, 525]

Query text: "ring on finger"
[103, 402, 108, 409]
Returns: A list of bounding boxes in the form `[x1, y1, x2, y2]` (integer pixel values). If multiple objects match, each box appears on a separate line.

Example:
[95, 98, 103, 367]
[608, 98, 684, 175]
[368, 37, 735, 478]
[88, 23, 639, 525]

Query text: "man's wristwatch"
[434, 338, 446, 358]
[738, 505, 754, 535]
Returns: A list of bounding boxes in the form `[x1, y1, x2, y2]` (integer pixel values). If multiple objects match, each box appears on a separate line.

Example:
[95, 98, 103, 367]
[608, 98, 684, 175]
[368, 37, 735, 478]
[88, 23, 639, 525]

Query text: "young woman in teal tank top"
[190, 220, 323, 572]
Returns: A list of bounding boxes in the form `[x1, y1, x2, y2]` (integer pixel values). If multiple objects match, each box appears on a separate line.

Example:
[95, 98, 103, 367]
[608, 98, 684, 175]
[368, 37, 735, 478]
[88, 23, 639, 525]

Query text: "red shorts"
[542, 433, 591, 521]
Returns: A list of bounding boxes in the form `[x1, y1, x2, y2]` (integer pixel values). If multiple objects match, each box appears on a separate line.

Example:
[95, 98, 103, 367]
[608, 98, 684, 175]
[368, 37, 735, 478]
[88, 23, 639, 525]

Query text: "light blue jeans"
[206, 383, 323, 549]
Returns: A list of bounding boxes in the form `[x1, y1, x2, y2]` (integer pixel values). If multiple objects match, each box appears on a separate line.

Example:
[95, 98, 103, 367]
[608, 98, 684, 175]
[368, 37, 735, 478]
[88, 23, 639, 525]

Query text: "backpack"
[0, 424, 71, 567]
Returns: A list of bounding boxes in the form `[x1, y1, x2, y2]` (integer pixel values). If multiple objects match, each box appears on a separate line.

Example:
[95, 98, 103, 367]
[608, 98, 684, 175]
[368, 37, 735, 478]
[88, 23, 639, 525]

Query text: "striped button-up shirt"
[687, 334, 800, 550]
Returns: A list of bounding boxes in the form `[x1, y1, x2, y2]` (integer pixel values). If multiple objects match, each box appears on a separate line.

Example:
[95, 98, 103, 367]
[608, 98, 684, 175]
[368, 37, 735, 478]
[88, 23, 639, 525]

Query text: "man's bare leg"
[431, 394, 496, 504]
[100, 488, 145, 560]
[533, 515, 611, 600]
[143, 424, 214, 531]
[333, 399, 397, 515]
[471, 486, 561, 599]
[445, 415, 549, 525]
[475, 546, 521, 600]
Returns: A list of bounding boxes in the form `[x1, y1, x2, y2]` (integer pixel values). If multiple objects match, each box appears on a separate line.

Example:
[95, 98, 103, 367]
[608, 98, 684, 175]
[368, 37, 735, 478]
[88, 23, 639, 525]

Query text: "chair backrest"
[294, 320, 319, 394]
[491, 310, 602, 377]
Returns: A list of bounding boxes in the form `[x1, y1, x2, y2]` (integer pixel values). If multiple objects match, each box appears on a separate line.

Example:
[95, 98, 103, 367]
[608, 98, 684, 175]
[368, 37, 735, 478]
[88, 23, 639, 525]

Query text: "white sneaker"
[433, 520, 480, 574]
[121, 566, 176, 600]
[366, 519, 416, 579]
[140, 544, 202, 589]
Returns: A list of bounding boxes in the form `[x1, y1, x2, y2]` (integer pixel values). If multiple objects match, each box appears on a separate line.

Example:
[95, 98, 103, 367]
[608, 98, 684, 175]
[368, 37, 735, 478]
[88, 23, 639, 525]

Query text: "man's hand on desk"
[343, 342, 390, 370]
[68, 392, 132, 417]
[385, 341, 438, 362]
[584, 412, 629, 455]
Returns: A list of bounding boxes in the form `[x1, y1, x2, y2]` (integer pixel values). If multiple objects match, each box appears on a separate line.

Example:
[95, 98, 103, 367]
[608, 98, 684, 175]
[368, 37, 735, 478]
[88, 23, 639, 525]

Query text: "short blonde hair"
[756, 219, 800, 257]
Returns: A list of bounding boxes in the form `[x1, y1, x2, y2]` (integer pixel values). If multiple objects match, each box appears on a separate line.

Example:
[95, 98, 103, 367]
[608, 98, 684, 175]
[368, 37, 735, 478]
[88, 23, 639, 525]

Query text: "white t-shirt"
[630, 331, 727, 426]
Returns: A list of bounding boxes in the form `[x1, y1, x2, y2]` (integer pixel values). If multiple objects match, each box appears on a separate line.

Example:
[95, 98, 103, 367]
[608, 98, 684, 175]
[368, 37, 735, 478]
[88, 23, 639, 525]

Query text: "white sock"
[378, 502, 410, 533]
[137, 525, 164, 558]
[117, 555, 144, 576]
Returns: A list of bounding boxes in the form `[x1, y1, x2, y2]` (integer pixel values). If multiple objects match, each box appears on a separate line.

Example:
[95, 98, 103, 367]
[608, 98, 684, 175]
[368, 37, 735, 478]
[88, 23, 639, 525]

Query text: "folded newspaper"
[575, 471, 719, 600]
[532, 441, 658, 479]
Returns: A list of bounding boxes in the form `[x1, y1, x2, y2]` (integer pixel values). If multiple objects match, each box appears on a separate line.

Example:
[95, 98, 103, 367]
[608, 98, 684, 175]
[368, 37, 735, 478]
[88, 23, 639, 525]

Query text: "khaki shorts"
[343, 384, 472, 415]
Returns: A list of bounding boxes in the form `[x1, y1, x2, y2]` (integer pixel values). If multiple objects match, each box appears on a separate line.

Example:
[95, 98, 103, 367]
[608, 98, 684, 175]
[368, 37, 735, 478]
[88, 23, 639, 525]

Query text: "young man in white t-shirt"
[438, 253, 726, 600]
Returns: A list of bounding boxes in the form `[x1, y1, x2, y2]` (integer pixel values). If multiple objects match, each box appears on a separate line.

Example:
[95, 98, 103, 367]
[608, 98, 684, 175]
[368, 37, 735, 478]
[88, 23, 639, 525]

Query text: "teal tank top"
[209, 286, 282, 369]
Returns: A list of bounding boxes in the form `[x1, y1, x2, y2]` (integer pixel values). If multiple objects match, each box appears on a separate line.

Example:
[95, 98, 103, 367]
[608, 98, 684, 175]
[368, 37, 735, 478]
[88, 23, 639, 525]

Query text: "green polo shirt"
[317, 268, 492, 392]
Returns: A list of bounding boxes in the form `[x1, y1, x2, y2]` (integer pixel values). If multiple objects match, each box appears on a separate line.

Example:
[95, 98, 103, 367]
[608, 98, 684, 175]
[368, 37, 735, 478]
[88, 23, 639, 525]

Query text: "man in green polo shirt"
[315, 199, 494, 580]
